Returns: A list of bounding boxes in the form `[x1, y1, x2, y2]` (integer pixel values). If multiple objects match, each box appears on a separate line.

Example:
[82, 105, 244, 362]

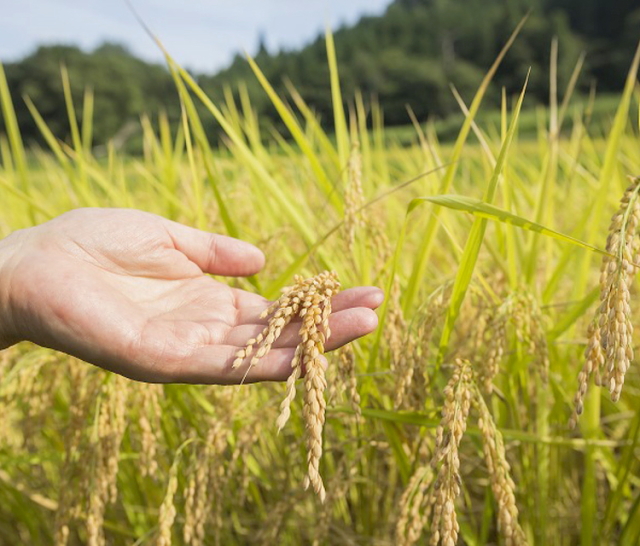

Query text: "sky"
[0, 0, 392, 73]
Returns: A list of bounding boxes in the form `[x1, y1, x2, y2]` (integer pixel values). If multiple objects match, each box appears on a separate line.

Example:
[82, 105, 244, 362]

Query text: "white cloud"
[0, 0, 391, 72]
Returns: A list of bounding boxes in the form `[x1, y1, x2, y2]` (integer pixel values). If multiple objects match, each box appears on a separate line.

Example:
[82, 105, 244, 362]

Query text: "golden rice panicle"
[183, 422, 227, 546]
[480, 308, 507, 394]
[232, 273, 325, 370]
[302, 323, 329, 502]
[157, 456, 180, 546]
[138, 383, 163, 478]
[328, 345, 361, 419]
[395, 464, 435, 546]
[571, 176, 640, 426]
[395, 288, 447, 409]
[236, 271, 340, 501]
[513, 292, 549, 384]
[183, 451, 209, 546]
[276, 296, 322, 432]
[473, 386, 528, 546]
[393, 329, 422, 410]
[599, 177, 640, 400]
[478, 291, 549, 394]
[569, 320, 604, 428]
[232, 287, 301, 370]
[429, 359, 474, 546]
[54, 362, 100, 546]
[86, 376, 129, 546]
[275, 271, 340, 432]
[344, 140, 365, 252]
[300, 273, 340, 502]
[387, 276, 408, 369]
[368, 214, 393, 276]
[210, 422, 235, 543]
[275, 343, 304, 431]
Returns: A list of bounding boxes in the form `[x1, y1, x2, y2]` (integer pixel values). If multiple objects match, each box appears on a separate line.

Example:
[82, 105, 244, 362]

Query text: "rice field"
[1, 29, 640, 546]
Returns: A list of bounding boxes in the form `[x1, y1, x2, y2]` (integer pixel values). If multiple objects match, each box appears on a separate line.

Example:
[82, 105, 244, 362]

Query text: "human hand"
[0, 208, 382, 384]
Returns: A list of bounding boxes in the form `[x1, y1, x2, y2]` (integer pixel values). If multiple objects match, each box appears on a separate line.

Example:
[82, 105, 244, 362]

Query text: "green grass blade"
[179, 101, 205, 229]
[0, 61, 31, 221]
[60, 65, 83, 156]
[621, 489, 640, 545]
[167, 64, 242, 239]
[579, 42, 640, 284]
[0, 175, 55, 218]
[81, 87, 94, 153]
[245, 55, 341, 211]
[170, 60, 318, 248]
[284, 79, 341, 170]
[23, 96, 71, 167]
[325, 28, 349, 168]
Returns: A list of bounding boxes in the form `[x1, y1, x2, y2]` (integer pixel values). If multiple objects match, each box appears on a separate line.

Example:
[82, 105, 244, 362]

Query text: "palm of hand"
[2, 209, 381, 384]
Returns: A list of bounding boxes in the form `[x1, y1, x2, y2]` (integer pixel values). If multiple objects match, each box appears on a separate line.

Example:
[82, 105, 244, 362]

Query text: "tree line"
[2, 0, 639, 147]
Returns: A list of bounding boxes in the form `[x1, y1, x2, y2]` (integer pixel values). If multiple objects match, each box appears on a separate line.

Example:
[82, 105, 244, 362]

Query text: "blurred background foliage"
[2, 0, 639, 148]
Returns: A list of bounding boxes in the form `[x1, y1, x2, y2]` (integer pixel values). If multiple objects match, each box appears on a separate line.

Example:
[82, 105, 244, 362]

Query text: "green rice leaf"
[409, 194, 608, 256]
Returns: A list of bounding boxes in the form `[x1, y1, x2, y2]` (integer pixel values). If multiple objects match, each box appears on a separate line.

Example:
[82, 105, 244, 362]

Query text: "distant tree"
[2, 0, 638, 147]
[4, 43, 177, 147]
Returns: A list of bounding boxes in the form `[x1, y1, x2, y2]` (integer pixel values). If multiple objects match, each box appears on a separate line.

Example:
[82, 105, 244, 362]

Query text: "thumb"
[163, 219, 265, 276]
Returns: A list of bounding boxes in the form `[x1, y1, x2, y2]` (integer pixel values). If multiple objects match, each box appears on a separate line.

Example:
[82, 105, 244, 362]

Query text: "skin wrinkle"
[12, 254, 145, 377]
[142, 321, 185, 382]
[205, 232, 220, 275]
[60, 210, 198, 280]
[121, 315, 193, 383]
[133, 278, 209, 319]
[162, 224, 205, 279]
[120, 286, 221, 372]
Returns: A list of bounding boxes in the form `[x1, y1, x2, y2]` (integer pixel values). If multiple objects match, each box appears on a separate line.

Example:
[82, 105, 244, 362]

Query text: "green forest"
[2, 0, 639, 147]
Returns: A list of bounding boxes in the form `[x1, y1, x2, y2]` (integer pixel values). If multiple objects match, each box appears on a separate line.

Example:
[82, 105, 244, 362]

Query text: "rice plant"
[1, 26, 640, 546]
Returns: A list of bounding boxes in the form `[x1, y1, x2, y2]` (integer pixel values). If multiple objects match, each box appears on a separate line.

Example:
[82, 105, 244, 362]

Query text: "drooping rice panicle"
[344, 140, 365, 252]
[157, 456, 180, 546]
[473, 385, 528, 546]
[328, 345, 361, 419]
[394, 286, 447, 409]
[571, 176, 640, 426]
[429, 359, 474, 546]
[395, 463, 435, 546]
[86, 376, 129, 546]
[234, 271, 340, 501]
[477, 291, 549, 394]
[137, 383, 162, 478]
